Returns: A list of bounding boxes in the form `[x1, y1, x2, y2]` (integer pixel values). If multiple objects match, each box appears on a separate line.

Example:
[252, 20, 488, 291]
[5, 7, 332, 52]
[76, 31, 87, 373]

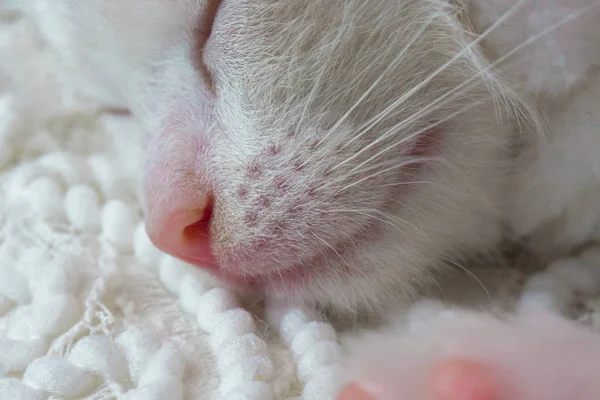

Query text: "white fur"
[15, 0, 600, 316]
[341, 306, 600, 399]
[341, 245, 600, 399]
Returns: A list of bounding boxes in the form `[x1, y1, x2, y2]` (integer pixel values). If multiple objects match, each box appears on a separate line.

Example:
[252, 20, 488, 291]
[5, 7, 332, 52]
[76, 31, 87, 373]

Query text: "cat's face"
[29, 0, 518, 312]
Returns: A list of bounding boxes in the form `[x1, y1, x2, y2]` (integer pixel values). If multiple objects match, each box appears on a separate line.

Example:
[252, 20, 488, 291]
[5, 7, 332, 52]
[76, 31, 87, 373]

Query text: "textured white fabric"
[2, 6, 600, 400]
[0, 9, 335, 399]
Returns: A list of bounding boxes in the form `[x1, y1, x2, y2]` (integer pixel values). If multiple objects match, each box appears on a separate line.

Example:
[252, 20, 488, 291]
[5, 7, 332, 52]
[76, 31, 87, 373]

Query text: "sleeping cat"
[7, 0, 600, 398]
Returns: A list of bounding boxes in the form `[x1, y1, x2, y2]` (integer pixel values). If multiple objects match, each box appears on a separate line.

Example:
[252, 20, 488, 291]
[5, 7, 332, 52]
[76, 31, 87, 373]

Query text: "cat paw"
[338, 357, 505, 400]
[337, 300, 600, 400]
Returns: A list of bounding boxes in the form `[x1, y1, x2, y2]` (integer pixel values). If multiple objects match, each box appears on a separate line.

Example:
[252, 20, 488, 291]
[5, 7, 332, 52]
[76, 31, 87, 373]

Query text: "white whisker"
[329, 2, 594, 177]
[325, 207, 426, 237]
[311, 231, 350, 268]
[315, 11, 439, 148]
[335, 101, 480, 176]
[445, 258, 493, 303]
[333, 157, 438, 195]
[335, 0, 532, 152]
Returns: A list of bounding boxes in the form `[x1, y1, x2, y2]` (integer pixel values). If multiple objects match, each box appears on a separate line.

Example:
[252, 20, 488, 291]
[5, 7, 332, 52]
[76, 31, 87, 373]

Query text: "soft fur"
[13, 0, 600, 314]
[8, 0, 600, 398]
[341, 304, 600, 400]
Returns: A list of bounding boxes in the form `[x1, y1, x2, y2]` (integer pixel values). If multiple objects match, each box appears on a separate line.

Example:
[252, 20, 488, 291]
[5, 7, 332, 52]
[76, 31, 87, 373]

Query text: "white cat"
[12, 0, 599, 313]
[6, 0, 600, 398]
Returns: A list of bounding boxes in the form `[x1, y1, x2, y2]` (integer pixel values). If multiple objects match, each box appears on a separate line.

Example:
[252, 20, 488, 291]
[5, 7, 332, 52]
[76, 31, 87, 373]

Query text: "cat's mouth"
[176, 234, 361, 290]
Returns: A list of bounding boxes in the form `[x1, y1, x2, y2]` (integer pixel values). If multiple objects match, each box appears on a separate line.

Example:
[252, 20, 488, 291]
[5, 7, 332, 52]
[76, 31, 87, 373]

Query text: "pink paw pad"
[429, 358, 503, 400]
[336, 383, 377, 400]
[337, 358, 506, 400]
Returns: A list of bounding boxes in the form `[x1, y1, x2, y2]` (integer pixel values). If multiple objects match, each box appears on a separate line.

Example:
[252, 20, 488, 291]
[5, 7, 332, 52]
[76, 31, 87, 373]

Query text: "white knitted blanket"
[2, 7, 600, 400]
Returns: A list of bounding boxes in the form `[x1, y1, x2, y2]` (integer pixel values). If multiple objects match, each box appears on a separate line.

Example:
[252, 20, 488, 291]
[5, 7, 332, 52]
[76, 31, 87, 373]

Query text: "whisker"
[374, 180, 435, 189]
[330, 2, 595, 175]
[382, 266, 419, 302]
[297, 8, 441, 170]
[446, 258, 493, 303]
[297, 17, 350, 129]
[332, 156, 438, 195]
[334, 100, 480, 176]
[275, 267, 288, 296]
[314, 10, 439, 149]
[311, 231, 350, 269]
[324, 207, 426, 237]
[334, 0, 532, 154]
[320, 153, 432, 190]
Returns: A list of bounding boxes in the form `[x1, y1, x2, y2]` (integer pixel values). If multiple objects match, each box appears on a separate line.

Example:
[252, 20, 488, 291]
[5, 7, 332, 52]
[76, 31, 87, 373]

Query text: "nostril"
[147, 193, 219, 269]
[182, 195, 214, 245]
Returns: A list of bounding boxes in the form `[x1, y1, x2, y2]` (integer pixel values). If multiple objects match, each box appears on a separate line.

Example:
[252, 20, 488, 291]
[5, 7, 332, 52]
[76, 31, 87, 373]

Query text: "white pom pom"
[5, 308, 35, 340]
[0, 378, 44, 400]
[267, 304, 308, 328]
[65, 185, 101, 232]
[38, 152, 91, 186]
[219, 334, 268, 367]
[0, 261, 30, 303]
[290, 322, 337, 356]
[138, 343, 185, 386]
[297, 341, 342, 383]
[102, 200, 138, 251]
[25, 177, 64, 220]
[520, 272, 570, 312]
[302, 365, 344, 400]
[159, 257, 191, 294]
[0, 339, 48, 373]
[37, 260, 80, 295]
[68, 335, 129, 382]
[87, 155, 121, 198]
[209, 309, 257, 350]
[17, 248, 51, 276]
[179, 274, 212, 313]
[31, 294, 81, 338]
[217, 336, 270, 373]
[219, 355, 274, 392]
[196, 288, 239, 332]
[115, 330, 161, 382]
[8, 163, 45, 194]
[222, 381, 274, 400]
[121, 377, 183, 400]
[240, 356, 274, 381]
[23, 355, 98, 396]
[134, 222, 162, 267]
[8, 294, 81, 339]
[20, 251, 80, 295]
[277, 307, 313, 344]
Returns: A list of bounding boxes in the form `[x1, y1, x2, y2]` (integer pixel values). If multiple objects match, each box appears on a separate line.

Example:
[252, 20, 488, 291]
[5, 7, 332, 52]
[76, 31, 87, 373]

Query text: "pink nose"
[146, 192, 219, 269]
